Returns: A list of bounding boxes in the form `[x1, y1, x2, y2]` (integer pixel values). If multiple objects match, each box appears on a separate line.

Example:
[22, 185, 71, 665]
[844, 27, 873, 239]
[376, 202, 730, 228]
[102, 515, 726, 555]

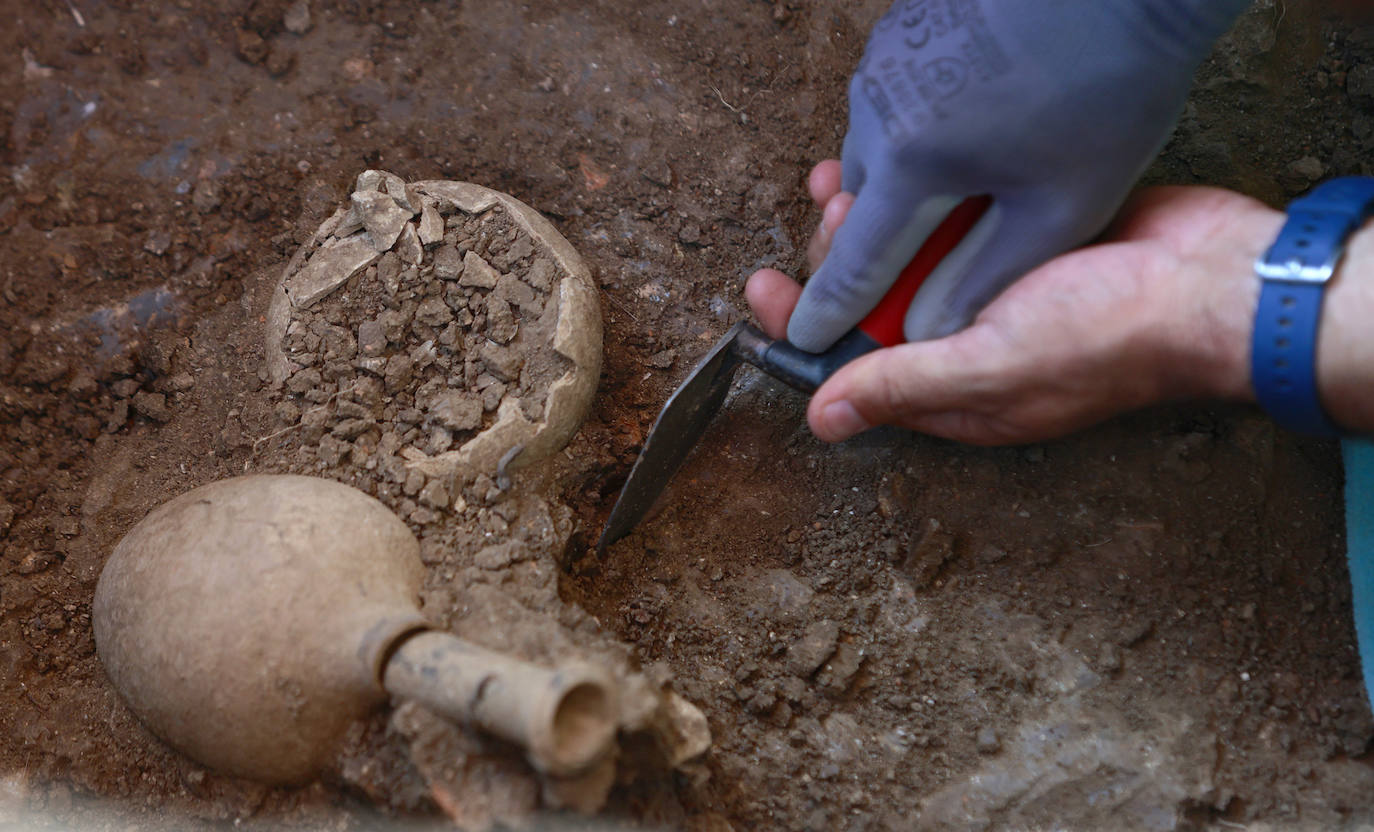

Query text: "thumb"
[806, 327, 1010, 443]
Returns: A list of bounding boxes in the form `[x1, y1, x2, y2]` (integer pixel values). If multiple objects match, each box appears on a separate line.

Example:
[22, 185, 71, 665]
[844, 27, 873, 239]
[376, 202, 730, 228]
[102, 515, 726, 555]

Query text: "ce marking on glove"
[902, 7, 931, 50]
[876, 0, 951, 52]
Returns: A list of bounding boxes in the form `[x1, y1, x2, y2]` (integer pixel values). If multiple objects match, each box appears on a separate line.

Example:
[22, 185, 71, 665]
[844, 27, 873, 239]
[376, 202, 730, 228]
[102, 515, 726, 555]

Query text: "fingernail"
[820, 400, 870, 441]
[818, 219, 830, 240]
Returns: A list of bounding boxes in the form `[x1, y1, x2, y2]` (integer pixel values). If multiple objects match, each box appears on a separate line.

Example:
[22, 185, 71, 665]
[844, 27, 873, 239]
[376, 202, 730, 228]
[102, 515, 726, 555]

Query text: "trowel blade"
[597, 322, 747, 552]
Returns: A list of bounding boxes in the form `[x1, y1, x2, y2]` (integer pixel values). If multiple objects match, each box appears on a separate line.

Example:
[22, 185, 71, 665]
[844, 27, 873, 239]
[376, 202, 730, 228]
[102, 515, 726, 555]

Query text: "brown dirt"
[4, 0, 1374, 829]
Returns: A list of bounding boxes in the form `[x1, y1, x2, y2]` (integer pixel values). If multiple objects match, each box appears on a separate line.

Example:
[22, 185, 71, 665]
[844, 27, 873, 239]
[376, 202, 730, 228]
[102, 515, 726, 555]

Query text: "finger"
[808, 160, 843, 207]
[806, 328, 1006, 442]
[840, 131, 865, 194]
[744, 269, 803, 340]
[788, 186, 963, 352]
[807, 192, 856, 273]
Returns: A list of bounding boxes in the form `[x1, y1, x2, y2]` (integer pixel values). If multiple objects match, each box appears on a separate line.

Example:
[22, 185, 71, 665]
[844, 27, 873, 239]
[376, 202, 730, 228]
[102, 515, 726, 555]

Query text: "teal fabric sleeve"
[1345, 438, 1374, 704]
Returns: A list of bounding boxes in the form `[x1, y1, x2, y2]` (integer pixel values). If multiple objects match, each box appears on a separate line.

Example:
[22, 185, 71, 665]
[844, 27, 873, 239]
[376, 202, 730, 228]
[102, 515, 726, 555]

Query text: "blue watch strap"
[1252, 281, 1340, 435]
[1252, 177, 1374, 436]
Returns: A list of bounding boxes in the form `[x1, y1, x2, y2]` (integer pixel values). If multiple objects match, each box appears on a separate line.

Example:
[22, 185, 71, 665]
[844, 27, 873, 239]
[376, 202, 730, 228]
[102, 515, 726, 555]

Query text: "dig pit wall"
[2, 1, 1373, 830]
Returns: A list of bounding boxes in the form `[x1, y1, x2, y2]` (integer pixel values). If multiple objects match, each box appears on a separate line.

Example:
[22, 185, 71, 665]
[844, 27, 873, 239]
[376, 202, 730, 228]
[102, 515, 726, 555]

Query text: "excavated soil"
[262, 176, 579, 520]
[4, 1, 1374, 830]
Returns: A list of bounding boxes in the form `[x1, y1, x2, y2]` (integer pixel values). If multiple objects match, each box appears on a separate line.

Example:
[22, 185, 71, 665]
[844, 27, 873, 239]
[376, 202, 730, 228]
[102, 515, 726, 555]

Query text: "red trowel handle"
[856, 195, 992, 347]
[735, 195, 992, 392]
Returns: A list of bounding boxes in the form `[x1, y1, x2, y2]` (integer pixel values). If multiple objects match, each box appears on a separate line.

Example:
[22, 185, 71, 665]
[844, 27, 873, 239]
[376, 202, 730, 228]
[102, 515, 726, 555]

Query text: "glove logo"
[924, 57, 968, 98]
[860, 75, 912, 140]
[951, 0, 1010, 80]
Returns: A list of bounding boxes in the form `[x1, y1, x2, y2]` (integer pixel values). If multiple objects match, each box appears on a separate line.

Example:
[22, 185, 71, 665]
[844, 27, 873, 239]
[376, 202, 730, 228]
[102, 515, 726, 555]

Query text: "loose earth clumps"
[264, 171, 602, 522]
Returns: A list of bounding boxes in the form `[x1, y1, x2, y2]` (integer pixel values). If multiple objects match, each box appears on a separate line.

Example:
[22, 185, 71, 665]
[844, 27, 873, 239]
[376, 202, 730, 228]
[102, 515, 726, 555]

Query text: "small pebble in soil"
[787, 620, 840, 677]
[283, 0, 312, 35]
[129, 395, 171, 422]
[976, 727, 1000, 755]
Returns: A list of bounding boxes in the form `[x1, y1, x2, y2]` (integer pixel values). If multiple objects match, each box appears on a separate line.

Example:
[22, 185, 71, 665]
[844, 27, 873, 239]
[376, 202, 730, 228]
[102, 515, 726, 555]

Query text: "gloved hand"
[786, 0, 1253, 352]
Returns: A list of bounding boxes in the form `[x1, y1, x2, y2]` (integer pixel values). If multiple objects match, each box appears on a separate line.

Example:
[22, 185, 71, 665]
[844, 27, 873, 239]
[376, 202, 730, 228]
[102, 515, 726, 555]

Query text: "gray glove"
[787, 0, 1252, 352]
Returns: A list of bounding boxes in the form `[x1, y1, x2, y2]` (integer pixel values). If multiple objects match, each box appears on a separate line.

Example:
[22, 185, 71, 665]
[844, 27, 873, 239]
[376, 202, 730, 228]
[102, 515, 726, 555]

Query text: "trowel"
[598, 196, 991, 551]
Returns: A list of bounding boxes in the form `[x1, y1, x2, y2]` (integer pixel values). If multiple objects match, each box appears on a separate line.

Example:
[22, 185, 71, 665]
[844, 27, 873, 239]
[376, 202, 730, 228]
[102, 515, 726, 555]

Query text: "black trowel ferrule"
[731, 325, 881, 393]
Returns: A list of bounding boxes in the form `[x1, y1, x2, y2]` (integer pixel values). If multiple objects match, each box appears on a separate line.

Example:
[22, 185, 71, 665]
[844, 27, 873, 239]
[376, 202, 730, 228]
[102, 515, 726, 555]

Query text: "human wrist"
[1317, 221, 1374, 431]
[1155, 200, 1284, 404]
[1169, 190, 1374, 434]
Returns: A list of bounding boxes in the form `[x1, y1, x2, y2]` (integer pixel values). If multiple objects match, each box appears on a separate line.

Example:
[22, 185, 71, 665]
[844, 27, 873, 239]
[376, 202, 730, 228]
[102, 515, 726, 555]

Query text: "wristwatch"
[1252, 176, 1374, 436]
